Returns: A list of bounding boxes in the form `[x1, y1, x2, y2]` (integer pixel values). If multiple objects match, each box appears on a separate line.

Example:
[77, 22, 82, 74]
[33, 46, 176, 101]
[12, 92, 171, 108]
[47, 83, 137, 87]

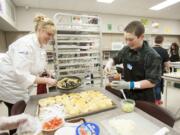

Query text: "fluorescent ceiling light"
[150, 0, 180, 11]
[97, 0, 114, 3]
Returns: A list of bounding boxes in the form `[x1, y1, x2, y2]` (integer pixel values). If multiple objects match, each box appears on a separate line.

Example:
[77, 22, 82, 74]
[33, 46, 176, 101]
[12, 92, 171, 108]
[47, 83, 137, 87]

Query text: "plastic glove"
[0, 114, 28, 130]
[17, 114, 42, 135]
[104, 58, 114, 74]
[45, 78, 57, 87]
[111, 80, 130, 90]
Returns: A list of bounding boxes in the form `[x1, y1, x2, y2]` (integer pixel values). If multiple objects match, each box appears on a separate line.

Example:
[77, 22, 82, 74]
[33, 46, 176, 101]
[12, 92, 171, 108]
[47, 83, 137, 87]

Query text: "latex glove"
[17, 114, 42, 135]
[104, 58, 114, 74]
[45, 78, 57, 87]
[0, 114, 28, 130]
[111, 80, 130, 90]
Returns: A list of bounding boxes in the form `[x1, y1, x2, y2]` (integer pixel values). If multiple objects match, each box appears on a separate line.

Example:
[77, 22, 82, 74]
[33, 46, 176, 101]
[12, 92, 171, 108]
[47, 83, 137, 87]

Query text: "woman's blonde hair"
[34, 14, 55, 33]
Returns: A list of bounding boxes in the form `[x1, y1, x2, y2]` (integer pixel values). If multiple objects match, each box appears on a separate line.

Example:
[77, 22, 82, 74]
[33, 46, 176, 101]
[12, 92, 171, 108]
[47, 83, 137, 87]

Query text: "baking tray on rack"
[37, 90, 117, 120]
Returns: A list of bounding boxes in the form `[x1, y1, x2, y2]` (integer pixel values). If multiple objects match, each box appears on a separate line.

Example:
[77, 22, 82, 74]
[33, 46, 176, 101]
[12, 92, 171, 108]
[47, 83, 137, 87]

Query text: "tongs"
[120, 89, 127, 100]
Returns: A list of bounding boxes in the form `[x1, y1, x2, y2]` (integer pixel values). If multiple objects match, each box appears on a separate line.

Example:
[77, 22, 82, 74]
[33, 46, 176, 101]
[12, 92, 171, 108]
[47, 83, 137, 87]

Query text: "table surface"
[25, 87, 180, 135]
[162, 75, 180, 121]
[162, 75, 180, 82]
[170, 62, 180, 68]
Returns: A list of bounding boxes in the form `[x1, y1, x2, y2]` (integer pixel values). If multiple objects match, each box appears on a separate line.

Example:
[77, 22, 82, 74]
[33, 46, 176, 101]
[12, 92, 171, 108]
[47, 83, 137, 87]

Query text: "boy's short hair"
[124, 21, 145, 38]
[155, 35, 164, 44]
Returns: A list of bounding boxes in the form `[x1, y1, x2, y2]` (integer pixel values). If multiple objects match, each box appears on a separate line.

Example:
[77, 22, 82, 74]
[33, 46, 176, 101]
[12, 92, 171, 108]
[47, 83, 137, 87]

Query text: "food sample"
[38, 90, 115, 118]
[57, 77, 81, 89]
[42, 117, 64, 131]
[121, 99, 135, 113]
[38, 97, 56, 107]
[38, 104, 65, 121]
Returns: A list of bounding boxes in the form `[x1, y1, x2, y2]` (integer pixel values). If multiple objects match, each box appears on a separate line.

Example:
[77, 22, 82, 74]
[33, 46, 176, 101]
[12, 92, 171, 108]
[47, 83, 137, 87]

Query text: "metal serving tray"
[37, 90, 117, 120]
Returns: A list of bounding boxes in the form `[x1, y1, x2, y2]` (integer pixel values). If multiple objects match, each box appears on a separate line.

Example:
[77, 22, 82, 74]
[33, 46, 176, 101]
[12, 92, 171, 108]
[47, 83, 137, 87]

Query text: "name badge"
[127, 64, 133, 70]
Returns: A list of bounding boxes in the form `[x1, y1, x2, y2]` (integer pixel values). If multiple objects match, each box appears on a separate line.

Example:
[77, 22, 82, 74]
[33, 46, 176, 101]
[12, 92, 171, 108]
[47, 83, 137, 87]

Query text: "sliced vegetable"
[43, 117, 64, 131]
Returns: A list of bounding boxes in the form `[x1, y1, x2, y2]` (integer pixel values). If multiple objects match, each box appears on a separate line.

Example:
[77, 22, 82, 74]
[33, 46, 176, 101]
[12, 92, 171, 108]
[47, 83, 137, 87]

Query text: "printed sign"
[107, 24, 112, 31]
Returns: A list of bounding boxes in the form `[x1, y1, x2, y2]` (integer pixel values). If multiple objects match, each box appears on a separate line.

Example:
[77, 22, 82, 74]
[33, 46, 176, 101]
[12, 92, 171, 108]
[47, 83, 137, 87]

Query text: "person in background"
[104, 21, 161, 102]
[0, 14, 57, 126]
[153, 35, 170, 105]
[169, 42, 180, 72]
[170, 42, 180, 62]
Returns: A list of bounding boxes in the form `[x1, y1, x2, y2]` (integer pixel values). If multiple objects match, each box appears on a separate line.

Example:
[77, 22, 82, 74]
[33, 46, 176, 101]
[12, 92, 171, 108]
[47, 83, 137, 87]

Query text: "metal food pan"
[37, 90, 117, 120]
[56, 76, 82, 90]
[65, 102, 116, 120]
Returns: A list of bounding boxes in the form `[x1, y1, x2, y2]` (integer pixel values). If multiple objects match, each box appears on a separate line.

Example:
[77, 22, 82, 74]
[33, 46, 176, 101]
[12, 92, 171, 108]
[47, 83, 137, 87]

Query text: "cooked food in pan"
[57, 76, 81, 90]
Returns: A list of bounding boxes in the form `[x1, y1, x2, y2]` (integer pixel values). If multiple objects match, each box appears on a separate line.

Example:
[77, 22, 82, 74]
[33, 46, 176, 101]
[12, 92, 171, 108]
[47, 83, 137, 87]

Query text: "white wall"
[101, 14, 180, 35]
[0, 0, 16, 31]
[5, 31, 28, 46]
[0, 31, 28, 52]
[16, 7, 180, 35]
[102, 33, 180, 50]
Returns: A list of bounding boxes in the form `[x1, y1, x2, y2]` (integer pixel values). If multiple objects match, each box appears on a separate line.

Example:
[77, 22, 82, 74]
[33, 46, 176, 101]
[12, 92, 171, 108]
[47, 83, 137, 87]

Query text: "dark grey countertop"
[25, 87, 180, 135]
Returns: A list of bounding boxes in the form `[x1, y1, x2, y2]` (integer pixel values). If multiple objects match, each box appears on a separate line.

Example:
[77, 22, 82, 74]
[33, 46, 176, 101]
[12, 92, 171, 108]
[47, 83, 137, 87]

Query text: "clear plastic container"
[121, 99, 135, 113]
[107, 73, 121, 83]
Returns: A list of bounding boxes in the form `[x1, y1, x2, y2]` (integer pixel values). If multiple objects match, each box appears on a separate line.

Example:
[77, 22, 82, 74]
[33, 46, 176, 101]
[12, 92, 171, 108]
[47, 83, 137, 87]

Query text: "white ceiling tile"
[12, 0, 180, 20]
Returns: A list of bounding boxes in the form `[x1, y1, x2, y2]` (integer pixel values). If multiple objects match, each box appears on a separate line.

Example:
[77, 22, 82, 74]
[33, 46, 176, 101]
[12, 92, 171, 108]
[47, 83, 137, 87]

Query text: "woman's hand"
[45, 78, 57, 87]
[35, 77, 57, 86]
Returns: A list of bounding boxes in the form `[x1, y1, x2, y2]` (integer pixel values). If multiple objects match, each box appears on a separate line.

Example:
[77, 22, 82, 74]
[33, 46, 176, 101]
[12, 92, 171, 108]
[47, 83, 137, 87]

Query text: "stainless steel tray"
[65, 102, 116, 120]
[37, 90, 117, 120]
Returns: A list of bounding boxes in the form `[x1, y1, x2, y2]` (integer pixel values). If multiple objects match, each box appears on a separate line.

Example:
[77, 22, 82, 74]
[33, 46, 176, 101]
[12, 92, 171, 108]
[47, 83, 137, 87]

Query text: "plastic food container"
[76, 122, 100, 135]
[108, 73, 121, 82]
[113, 73, 121, 80]
[42, 117, 64, 132]
[121, 99, 135, 113]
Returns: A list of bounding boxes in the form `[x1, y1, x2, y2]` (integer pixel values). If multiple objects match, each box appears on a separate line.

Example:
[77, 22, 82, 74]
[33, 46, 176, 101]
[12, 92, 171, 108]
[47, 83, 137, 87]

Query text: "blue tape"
[130, 81, 135, 90]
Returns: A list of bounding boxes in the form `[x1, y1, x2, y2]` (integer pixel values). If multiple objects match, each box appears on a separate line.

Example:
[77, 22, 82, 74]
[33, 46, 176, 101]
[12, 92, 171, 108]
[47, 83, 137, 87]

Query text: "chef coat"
[113, 41, 162, 102]
[0, 33, 47, 103]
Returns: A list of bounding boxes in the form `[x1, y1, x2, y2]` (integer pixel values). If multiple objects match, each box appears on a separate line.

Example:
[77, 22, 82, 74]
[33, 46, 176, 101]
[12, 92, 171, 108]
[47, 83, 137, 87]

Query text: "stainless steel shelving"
[53, 12, 103, 87]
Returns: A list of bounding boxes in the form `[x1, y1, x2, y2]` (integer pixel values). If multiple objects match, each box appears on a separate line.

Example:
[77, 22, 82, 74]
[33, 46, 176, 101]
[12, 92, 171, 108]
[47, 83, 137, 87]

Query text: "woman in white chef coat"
[0, 14, 57, 116]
